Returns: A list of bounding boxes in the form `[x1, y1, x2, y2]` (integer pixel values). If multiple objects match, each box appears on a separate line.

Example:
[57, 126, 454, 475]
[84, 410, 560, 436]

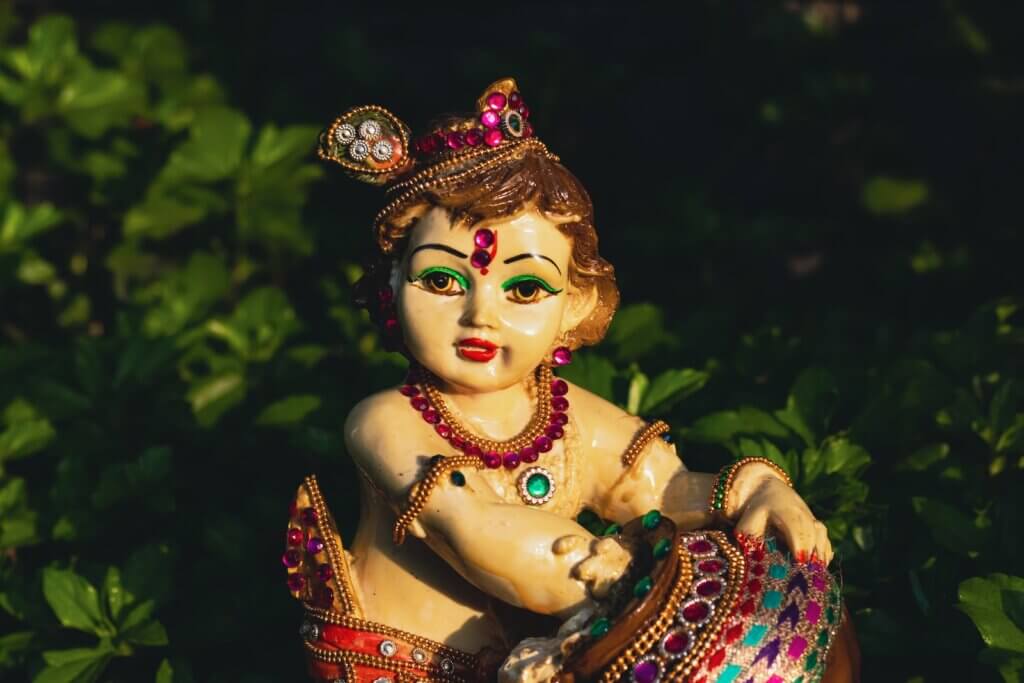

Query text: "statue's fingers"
[770, 506, 815, 563]
[813, 520, 833, 566]
[733, 502, 769, 542]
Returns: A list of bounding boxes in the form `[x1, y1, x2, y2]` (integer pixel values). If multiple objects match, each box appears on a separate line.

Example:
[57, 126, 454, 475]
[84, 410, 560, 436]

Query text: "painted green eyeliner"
[500, 274, 562, 294]
[411, 266, 470, 290]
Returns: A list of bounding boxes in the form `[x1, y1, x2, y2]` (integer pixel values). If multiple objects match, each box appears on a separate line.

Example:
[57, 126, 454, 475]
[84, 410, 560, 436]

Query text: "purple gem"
[317, 564, 334, 582]
[301, 507, 317, 526]
[486, 92, 507, 110]
[632, 660, 659, 683]
[282, 550, 301, 568]
[520, 446, 538, 463]
[552, 346, 572, 366]
[503, 452, 521, 469]
[474, 229, 495, 249]
[286, 574, 306, 592]
[470, 250, 492, 268]
[533, 435, 553, 453]
[551, 396, 569, 412]
[482, 451, 502, 469]
[446, 131, 464, 150]
[480, 110, 500, 128]
[550, 379, 569, 396]
[306, 537, 325, 554]
[546, 425, 564, 440]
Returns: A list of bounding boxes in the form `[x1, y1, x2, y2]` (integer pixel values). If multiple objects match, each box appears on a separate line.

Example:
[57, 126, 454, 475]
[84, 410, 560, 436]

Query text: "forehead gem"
[470, 250, 491, 269]
[474, 229, 495, 248]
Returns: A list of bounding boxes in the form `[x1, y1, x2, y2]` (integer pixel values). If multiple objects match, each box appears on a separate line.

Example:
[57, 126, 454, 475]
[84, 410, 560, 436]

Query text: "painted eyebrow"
[502, 252, 562, 275]
[409, 243, 469, 259]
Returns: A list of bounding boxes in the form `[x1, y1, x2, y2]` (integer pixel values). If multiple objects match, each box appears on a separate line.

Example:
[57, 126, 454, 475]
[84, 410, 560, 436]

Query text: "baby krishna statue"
[282, 79, 860, 683]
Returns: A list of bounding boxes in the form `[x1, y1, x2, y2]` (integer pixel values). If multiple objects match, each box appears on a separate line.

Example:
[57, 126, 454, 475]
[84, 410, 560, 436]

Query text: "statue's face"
[397, 206, 582, 392]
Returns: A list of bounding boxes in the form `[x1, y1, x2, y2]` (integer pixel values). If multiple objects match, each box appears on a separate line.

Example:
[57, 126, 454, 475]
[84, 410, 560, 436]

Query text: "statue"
[282, 79, 860, 682]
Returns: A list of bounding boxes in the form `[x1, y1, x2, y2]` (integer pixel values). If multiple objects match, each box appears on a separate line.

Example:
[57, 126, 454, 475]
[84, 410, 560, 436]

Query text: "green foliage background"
[1, 3, 1022, 682]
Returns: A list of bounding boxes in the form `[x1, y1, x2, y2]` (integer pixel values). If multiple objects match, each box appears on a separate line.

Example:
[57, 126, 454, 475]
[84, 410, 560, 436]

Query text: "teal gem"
[642, 509, 662, 530]
[526, 472, 551, 499]
[450, 470, 465, 487]
[602, 523, 622, 536]
[509, 116, 522, 133]
[653, 537, 672, 560]
[589, 617, 611, 638]
[577, 509, 600, 527]
[633, 576, 653, 599]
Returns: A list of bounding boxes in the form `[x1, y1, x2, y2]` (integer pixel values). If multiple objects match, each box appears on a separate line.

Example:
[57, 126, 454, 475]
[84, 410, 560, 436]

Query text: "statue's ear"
[560, 279, 599, 341]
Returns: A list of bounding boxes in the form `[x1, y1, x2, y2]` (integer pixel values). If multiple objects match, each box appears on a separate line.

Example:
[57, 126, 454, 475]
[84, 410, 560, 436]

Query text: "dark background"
[1, 2, 1022, 682]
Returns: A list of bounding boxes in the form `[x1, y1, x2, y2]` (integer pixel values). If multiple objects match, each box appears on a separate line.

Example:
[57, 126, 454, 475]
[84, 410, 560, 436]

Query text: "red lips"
[457, 337, 498, 362]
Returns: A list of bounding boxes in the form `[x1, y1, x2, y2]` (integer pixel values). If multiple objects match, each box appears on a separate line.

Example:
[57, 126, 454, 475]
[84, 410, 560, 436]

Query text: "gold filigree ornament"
[317, 105, 414, 185]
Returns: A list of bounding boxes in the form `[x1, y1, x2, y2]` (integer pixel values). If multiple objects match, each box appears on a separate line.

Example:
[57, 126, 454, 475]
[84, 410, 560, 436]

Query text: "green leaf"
[57, 64, 146, 138]
[41, 568, 112, 636]
[912, 497, 991, 554]
[139, 251, 229, 335]
[603, 303, 675, 362]
[895, 443, 950, 471]
[639, 368, 709, 416]
[0, 399, 56, 462]
[256, 395, 321, 427]
[625, 370, 649, 415]
[11, 15, 78, 82]
[958, 574, 1024, 653]
[785, 367, 838, 444]
[555, 352, 616, 401]
[684, 406, 791, 445]
[124, 194, 208, 240]
[186, 370, 246, 428]
[102, 567, 125, 623]
[0, 477, 38, 547]
[156, 106, 251, 184]
[155, 659, 173, 683]
[0, 630, 33, 668]
[819, 437, 871, 478]
[121, 618, 168, 646]
[205, 287, 299, 361]
[0, 202, 63, 252]
[35, 645, 112, 683]
[862, 176, 929, 216]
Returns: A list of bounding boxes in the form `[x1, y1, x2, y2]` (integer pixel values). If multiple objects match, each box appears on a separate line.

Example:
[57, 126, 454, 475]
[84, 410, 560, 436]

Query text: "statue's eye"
[503, 275, 561, 304]
[413, 267, 467, 296]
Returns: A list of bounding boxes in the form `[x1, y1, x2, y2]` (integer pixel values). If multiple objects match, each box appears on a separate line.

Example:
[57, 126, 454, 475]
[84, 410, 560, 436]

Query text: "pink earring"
[551, 345, 572, 366]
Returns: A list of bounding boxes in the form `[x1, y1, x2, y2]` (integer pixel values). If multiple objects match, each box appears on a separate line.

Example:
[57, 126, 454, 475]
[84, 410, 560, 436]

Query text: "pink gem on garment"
[503, 452, 521, 469]
[682, 600, 710, 623]
[465, 128, 483, 146]
[534, 435, 553, 452]
[286, 574, 305, 592]
[484, 129, 504, 147]
[552, 346, 573, 366]
[282, 550, 301, 568]
[550, 379, 569, 396]
[805, 600, 822, 624]
[632, 660, 659, 683]
[483, 451, 502, 469]
[663, 629, 689, 654]
[446, 131, 464, 150]
[520, 446, 538, 463]
[486, 92, 507, 110]
[696, 579, 723, 597]
[301, 507, 318, 525]
[687, 538, 714, 554]
[317, 564, 334, 582]
[287, 528, 303, 546]
[480, 110, 501, 128]
[306, 537, 325, 554]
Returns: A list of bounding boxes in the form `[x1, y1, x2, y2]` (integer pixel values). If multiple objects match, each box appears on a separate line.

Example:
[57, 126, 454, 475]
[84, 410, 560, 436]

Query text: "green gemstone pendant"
[517, 466, 555, 505]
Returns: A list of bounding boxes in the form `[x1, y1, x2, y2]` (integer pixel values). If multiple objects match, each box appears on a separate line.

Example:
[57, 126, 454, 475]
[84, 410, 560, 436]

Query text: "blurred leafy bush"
[0, 7, 1022, 683]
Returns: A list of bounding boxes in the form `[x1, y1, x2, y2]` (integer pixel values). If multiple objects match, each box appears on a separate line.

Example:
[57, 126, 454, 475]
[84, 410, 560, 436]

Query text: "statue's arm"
[344, 392, 628, 618]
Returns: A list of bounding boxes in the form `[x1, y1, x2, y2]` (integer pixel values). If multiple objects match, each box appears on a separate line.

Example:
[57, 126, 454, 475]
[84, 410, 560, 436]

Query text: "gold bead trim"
[302, 606, 479, 669]
[393, 455, 484, 545]
[417, 364, 555, 455]
[620, 420, 671, 468]
[304, 641, 472, 682]
[319, 105, 412, 177]
[304, 474, 362, 616]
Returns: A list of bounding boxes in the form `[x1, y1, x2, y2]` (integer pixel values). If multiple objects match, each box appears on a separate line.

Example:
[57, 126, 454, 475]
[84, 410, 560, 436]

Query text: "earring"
[377, 285, 401, 350]
[551, 340, 572, 367]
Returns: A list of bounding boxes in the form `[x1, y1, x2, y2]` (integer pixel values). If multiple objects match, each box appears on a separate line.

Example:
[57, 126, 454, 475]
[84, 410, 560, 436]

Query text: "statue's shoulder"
[343, 387, 427, 497]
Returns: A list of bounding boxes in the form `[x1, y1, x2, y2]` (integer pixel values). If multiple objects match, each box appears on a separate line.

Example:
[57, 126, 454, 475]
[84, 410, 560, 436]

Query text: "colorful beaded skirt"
[559, 515, 844, 683]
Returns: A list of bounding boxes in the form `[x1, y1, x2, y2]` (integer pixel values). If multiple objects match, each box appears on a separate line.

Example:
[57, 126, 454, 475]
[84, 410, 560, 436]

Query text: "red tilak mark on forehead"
[470, 229, 497, 276]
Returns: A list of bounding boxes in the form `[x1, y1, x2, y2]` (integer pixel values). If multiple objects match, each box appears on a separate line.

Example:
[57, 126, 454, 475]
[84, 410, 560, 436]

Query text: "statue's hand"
[727, 464, 833, 565]
[562, 535, 632, 599]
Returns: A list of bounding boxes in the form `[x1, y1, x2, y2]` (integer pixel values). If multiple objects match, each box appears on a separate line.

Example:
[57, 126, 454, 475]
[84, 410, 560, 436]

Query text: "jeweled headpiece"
[317, 77, 559, 254]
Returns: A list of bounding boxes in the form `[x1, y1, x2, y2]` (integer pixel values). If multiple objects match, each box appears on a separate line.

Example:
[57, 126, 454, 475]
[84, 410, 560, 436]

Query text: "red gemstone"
[422, 409, 440, 424]
[317, 564, 334, 582]
[698, 559, 724, 573]
[410, 396, 429, 411]
[696, 579, 723, 597]
[471, 250, 492, 268]
[552, 346, 572, 366]
[486, 92, 507, 110]
[550, 412, 568, 426]
[465, 444, 482, 457]
[751, 563, 766, 576]
[474, 229, 495, 248]
[306, 537, 325, 554]
[287, 574, 306, 592]
[435, 423, 451, 438]
[687, 539, 714, 554]
[751, 546, 765, 561]
[509, 91, 522, 108]
[503, 452, 520, 469]
[663, 629, 690, 654]
[383, 318, 399, 334]
[480, 110, 500, 128]
[465, 128, 483, 146]
[399, 385, 419, 397]
[520, 446, 538, 463]
[287, 528, 303, 546]
[747, 579, 762, 594]
[484, 129, 504, 146]
[483, 451, 502, 468]
[282, 550, 301, 568]
[550, 379, 569, 396]
[519, 104, 531, 119]
[534, 435, 553, 452]
[301, 507, 318, 526]
[681, 600, 710, 623]
[446, 131, 464, 150]
[545, 425, 564, 440]
[551, 396, 569, 412]
[451, 436, 466, 450]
